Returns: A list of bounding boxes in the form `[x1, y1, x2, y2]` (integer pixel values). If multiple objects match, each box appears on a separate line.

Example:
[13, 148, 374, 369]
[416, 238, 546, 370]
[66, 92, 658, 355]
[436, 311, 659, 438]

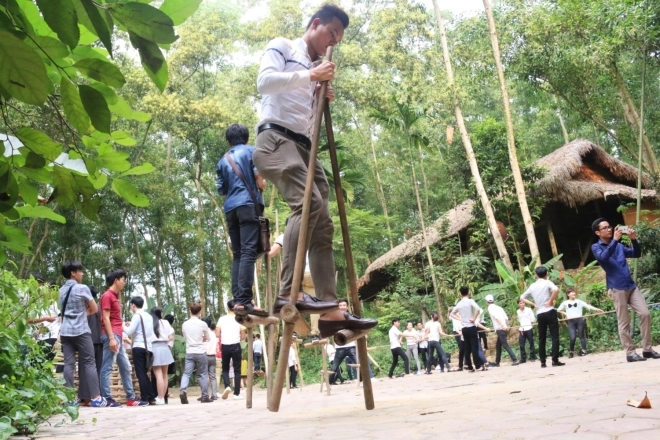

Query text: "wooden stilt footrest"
[333, 328, 370, 346]
[236, 314, 280, 328]
[303, 338, 328, 348]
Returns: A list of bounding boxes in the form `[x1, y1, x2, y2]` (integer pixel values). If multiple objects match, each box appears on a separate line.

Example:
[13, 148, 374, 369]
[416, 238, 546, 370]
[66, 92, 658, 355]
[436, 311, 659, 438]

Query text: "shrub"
[0, 271, 77, 439]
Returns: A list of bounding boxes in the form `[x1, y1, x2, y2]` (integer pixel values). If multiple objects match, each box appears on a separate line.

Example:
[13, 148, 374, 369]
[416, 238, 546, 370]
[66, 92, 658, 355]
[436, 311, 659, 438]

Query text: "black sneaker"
[490, 363, 500, 367]
[540, 362, 547, 368]
[552, 361, 565, 367]
[511, 360, 520, 366]
[179, 392, 189, 404]
[519, 359, 527, 364]
[579, 350, 587, 357]
[568, 352, 574, 358]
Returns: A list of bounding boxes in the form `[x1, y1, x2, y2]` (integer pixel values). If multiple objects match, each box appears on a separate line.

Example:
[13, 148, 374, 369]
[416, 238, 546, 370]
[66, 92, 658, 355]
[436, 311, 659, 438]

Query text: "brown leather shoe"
[200, 396, 213, 403]
[318, 312, 378, 338]
[273, 293, 339, 315]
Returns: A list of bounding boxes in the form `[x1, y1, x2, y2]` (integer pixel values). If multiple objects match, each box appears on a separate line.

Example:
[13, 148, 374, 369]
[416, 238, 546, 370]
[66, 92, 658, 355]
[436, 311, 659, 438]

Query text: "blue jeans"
[226, 205, 260, 306]
[100, 333, 135, 400]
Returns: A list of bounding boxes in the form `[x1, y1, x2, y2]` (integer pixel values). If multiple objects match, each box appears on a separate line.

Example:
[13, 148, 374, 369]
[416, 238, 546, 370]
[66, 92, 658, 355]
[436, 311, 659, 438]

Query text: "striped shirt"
[58, 280, 93, 337]
[256, 37, 318, 138]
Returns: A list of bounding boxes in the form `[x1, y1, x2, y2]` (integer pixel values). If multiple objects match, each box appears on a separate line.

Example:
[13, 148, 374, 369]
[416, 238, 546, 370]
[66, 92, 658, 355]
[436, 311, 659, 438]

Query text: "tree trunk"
[417, 142, 430, 215]
[194, 150, 207, 315]
[18, 218, 40, 278]
[155, 237, 163, 306]
[611, 61, 658, 175]
[411, 162, 443, 321]
[365, 121, 394, 249]
[131, 210, 149, 299]
[553, 95, 570, 144]
[483, 0, 540, 265]
[432, 0, 512, 270]
[166, 132, 173, 177]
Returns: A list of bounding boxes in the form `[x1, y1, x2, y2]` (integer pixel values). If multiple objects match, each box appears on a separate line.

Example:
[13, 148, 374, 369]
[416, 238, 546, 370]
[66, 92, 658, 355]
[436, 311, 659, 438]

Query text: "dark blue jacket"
[216, 144, 264, 213]
[591, 239, 641, 290]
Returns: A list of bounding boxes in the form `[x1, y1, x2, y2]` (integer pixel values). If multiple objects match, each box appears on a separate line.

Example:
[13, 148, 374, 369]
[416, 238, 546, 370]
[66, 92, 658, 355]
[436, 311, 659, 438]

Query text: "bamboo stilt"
[246, 328, 254, 409]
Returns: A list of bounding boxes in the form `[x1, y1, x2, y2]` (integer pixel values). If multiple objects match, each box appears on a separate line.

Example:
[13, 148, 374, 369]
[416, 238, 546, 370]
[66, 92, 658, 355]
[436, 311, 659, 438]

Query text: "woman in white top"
[150, 307, 174, 404]
[401, 321, 422, 374]
[557, 289, 603, 357]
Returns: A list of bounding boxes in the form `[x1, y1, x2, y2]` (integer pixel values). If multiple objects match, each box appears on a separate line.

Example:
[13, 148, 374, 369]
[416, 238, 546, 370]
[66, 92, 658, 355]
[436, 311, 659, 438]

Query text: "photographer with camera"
[591, 218, 660, 362]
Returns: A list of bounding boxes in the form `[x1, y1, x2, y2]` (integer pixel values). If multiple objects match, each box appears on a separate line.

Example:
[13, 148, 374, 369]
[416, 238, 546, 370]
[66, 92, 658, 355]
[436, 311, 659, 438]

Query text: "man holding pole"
[591, 218, 660, 362]
[252, 3, 376, 337]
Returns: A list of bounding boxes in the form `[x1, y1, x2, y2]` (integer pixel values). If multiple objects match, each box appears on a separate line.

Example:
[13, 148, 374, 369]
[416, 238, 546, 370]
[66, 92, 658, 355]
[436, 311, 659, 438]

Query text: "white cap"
[485, 294, 494, 303]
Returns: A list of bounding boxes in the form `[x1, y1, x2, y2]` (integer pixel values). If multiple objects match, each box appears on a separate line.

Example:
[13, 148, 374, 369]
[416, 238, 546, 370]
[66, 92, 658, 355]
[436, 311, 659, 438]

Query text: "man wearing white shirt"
[180, 303, 212, 404]
[485, 295, 519, 367]
[416, 322, 428, 367]
[253, 334, 263, 372]
[216, 300, 246, 400]
[388, 318, 409, 378]
[252, 4, 376, 337]
[521, 266, 564, 368]
[450, 286, 483, 371]
[124, 296, 155, 404]
[516, 299, 537, 363]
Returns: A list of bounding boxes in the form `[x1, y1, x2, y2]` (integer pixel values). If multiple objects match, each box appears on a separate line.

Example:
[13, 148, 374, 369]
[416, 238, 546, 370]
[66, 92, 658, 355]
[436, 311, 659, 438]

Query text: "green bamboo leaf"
[73, 58, 125, 88]
[159, 0, 202, 26]
[112, 179, 149, 207]
[118, 163, 155, 177]
[73, 0, 113, 57]
[0, 30, 50, 105]
[15, 128, 63, 161]
[79, 85, 111, 133]
[60, 78, 90, 133]
[110, 130, 136, 147]
[128, 31, 168, 91]
[109, 2, 177, 44]
[17, 177, 38, 206]
[109, 96, 151, 121]
[15, 205, 65, 223]
[34, 0, 80, 49]
[28, 36, 69, 59]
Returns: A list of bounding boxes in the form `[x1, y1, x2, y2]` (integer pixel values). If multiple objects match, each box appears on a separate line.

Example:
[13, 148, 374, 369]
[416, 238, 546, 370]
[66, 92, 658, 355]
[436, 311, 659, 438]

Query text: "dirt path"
[31, 348, 660, 439]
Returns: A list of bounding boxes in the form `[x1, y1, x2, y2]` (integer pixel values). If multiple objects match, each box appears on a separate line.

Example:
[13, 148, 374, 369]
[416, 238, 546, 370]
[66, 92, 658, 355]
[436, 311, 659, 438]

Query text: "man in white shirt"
[450, 286, 483, 371]
[387, 318, 409, 378]
[253, 334, 263, 372]
[424, 312, 451, 373]
[485, 295, 519, 367]
[516, 299, 537, 363]
[288, 342, 299, 388]
[521, 266, 564, 368]
[123, 296, 155, 404]
[252, 4, 376, 337]
[179, 302, 212, 404]
[216, 300, 246, 400]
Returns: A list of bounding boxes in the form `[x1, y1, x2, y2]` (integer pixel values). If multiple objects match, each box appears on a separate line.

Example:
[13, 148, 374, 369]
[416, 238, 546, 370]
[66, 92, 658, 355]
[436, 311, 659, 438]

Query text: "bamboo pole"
[324, 103, 375, 409]
[269, 47, 334, 413]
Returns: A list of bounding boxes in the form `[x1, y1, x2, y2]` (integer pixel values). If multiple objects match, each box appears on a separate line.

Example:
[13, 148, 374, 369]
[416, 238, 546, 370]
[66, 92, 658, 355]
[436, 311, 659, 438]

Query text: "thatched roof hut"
[357, 139, 657, 299]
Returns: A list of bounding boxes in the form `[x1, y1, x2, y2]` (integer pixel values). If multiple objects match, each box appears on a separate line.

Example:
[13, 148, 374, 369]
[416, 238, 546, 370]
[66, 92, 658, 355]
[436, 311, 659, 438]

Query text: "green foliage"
[0, 271, 77, 438]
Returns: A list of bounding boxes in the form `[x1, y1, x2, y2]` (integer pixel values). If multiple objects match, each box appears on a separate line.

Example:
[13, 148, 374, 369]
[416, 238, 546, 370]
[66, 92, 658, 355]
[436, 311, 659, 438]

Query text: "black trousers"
[519, 329, 537, 361]
[461, 326, 482, 369]
[226, 205, 260, 306]
[495, 330, 518, 364]
[479, 329, 488, 350]
[221, 343, 242, 396]
[426, 340, 449, 372]
[289, 365, 298, 387]
[388, 347, 409, 377]
[254, 353, 262, 371]
[568, 317, 587, 352]
[454, 334, 464, 368]
[418, 345, 427, 366]
[132, 347, 154, 402]
[537, 309, 559, 363]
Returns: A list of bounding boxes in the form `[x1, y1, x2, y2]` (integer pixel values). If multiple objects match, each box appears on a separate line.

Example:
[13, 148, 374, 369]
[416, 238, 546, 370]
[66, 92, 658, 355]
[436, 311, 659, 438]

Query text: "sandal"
[234, 304, 269, 317]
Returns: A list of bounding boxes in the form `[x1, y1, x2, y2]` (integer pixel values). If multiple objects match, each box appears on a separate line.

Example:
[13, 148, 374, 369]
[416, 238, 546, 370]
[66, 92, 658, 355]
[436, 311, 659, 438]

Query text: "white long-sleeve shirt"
[557, 299, 597, 319]
[517, 307, 536, 331]
[124, 309, 153, 351]
[487, 304, 509, 330]
[256, 38, 317, 137]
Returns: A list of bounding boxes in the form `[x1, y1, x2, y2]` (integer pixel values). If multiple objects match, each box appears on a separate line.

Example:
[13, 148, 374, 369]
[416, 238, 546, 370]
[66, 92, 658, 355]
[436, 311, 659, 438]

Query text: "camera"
[618, 225, 630, 234]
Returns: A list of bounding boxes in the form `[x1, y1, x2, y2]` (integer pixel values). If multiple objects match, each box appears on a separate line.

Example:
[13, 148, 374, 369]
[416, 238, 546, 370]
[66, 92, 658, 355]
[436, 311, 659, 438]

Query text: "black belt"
[257, 123, 311, 149]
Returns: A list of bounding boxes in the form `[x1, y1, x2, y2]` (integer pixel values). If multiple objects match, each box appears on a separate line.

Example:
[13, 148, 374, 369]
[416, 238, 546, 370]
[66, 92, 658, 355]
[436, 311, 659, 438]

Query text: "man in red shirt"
[99, 269, 147, 407]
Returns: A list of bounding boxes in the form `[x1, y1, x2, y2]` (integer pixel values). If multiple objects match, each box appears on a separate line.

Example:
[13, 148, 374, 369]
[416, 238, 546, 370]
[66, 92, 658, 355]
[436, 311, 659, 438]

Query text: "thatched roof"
[534, 139, 655, 207]
[357, 139, 656, 299]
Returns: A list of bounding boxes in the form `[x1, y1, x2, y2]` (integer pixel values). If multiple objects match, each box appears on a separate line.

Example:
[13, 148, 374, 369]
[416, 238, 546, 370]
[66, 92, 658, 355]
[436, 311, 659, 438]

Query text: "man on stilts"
[253, 3, 376, 337]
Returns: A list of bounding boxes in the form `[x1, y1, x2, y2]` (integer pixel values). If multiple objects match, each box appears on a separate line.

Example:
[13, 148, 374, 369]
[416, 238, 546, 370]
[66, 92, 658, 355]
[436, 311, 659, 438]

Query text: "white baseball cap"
[485, 294, 494, 303]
